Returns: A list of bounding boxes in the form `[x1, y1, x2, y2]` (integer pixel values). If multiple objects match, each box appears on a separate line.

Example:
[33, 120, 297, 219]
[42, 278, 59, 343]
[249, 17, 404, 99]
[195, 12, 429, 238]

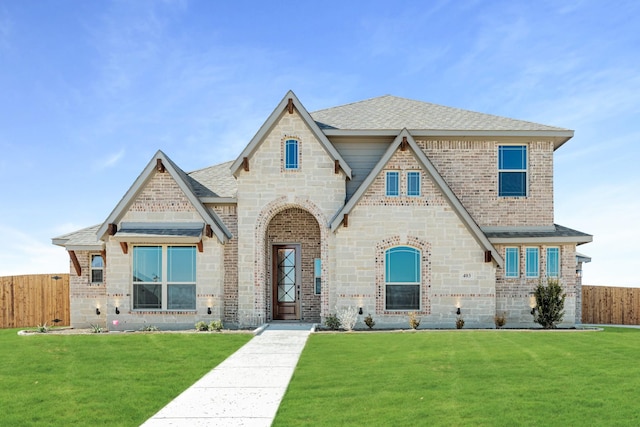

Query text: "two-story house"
[53, 91, 592, 329]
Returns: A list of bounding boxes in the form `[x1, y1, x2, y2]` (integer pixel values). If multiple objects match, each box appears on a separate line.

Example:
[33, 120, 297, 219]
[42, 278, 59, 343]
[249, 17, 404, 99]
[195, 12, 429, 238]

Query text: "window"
[385, 246, 420, 310]
[547, 247, 560, 277]
[90, 254, 104, 284]
[133, 246, 196, 310]
[499, 145, 527, 197]
[505, 247, 519, 278]
[284, 139, 299, 170]
[314, 258, 321, 295]
[526, 248, 539, 278]
[407, 171, 421, 196]
[386, 171, 399, 196]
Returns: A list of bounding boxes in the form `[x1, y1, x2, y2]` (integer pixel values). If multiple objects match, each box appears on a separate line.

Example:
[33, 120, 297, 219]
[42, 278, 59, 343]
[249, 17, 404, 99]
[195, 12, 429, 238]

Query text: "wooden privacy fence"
[0, 274, 70, 328]
[582, 285, 640, 325]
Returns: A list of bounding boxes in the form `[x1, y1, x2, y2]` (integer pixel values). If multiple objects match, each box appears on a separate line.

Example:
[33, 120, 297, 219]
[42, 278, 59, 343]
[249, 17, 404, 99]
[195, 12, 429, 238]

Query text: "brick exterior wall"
[68, 250, 107, 328]
[267, 208, 321, 322]
[212, 204, 239, 324]
[418, 139, 555, 227]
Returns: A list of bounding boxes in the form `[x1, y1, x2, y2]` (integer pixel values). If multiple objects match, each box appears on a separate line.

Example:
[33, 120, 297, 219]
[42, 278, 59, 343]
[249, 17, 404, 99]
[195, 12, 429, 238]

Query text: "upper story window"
[526, 247, 539, 278]
[385, 246, 420, 310]
[284, 139, 299, 170]
[498, 145, 527, 197]
[407, 171, 421, 196]
[547, 247, 560, 277]
[505, 247, 519, 278]
[133, 245, 196, 310]
[90, 254, 104, 284]
[386, 171, 399, 196]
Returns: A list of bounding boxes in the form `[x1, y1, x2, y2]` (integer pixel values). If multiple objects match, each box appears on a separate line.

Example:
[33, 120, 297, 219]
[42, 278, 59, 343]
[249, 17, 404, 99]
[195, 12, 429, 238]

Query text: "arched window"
[385, 246, 420, 310]
[284, 139, 299, 170]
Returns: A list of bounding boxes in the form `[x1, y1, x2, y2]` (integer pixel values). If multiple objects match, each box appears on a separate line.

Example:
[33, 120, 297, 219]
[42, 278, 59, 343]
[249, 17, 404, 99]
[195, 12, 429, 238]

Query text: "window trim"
[505, 247, 519, 278]
[498, 145, 528, 197]
[284, 138, 299, 170]
[525, 247, 539, 278]
[546, 247, 560, 278]
[407, 171, 421, 197]
[132, 245, 197, 311]
[386, 171, 399, 197]
[384, 246, 421, 311]
[90, 254, 104, 284]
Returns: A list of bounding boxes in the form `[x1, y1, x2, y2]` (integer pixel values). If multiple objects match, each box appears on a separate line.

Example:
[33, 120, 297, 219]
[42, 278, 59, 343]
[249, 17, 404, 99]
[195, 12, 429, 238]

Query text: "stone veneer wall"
[99, 168, 227, 330]
[267, 208, 321, 322]
[332, 148, 496, 328]
[68, 250, 107, 328]
[418, 139, 555, 228]
[235, 108, 345, 326]
[495, 244, 577, 326]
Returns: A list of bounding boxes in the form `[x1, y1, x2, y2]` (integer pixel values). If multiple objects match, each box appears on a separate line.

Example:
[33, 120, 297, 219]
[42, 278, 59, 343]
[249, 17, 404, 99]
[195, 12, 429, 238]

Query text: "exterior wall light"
[358, 307, 363, 315]
[456, 307, 461, 315]
[96, 308, 100, 315]
[207, 307, 212, 315]
[531, 307, 536, 316]
[115, 307, 120, 315]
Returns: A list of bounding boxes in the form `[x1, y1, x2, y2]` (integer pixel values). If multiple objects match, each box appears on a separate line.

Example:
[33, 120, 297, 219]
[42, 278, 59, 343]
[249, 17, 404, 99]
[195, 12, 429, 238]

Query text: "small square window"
[386, 171, 399, 196]
[407, 171, 421, 196]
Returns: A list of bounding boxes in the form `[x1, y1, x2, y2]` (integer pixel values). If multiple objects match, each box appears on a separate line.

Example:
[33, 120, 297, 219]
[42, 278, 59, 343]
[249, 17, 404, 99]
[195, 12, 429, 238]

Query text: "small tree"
[533, 278, 565, 329]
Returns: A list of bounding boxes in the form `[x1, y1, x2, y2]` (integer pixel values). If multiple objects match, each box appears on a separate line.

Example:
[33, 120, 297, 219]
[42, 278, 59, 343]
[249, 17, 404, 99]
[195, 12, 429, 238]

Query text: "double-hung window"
[547, 247, 560, 277]
[386, 171, 399, 196]
[498, 145, 527, 197]
[385, 246, 420, 310]
[526, 247, 539, 278]
[505, 247, 519, 278]
[133, 246, 196, 310]
[407, 171, 421, 196]
[284, 139, 299, 170]
[90, 254, 104, 284]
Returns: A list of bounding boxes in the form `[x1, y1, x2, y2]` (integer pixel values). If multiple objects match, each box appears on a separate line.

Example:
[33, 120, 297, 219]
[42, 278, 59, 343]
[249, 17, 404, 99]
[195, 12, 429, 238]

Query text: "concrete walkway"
[141, 323, 314, 427]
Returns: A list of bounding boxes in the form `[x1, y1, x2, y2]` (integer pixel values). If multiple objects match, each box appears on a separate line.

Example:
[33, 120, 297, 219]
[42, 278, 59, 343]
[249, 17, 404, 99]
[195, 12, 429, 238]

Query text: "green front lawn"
[275, 328, 640, 426]
[0, 329, 251, 426]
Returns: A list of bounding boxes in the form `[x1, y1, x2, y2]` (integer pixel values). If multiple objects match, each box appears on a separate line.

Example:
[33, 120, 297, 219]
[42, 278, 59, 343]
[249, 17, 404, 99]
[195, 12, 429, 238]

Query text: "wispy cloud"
[0, 226, 68, 276]
[97, 148, 125, 169]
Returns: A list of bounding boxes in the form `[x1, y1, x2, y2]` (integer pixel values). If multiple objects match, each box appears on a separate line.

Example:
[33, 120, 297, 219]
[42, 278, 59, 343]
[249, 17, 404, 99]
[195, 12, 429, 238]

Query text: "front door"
[273, 245, 300, 320]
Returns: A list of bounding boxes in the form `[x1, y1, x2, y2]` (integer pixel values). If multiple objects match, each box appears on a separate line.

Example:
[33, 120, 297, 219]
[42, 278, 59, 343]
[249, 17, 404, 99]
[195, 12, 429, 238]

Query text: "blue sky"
[0, 0, 638, 286]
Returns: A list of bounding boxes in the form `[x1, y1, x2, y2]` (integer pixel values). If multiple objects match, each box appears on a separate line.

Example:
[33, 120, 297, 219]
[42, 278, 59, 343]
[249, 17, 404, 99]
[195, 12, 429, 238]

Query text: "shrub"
[533, 278, 566, 329]
[209, 320, 223, 332]
[494, 312, 507, 329]
[364, 314, 375, 329]
[89, 323, 103, 333]
[455, 316, 465, 329]
[140, 325, 159, 332]
[35, 323, 49, 333]
[337, 306, 358, 331]
[195, 321, 209, 331]
[324, 314, 341, 330]
[408, 312, 420, 329]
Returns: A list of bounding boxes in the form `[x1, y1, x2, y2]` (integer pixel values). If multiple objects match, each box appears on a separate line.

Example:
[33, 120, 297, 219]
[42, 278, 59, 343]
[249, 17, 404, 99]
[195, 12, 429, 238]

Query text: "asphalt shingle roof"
[311, 95, 570, 132]
[188, 161, 237, 198]
[484, 224, 592, 239]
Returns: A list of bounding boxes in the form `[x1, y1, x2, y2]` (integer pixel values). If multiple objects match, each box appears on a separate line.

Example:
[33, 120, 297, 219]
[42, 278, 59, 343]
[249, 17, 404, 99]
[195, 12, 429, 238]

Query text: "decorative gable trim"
[96, 150, 232, 244]
[330, 128, 503, 267]
[230, 90, 352, 179]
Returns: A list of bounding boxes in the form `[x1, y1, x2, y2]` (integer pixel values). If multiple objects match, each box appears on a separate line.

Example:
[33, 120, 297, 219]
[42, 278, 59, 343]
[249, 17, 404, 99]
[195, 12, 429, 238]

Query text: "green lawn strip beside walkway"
[0, 328, 251, 427]
[275, 328, 640, 427]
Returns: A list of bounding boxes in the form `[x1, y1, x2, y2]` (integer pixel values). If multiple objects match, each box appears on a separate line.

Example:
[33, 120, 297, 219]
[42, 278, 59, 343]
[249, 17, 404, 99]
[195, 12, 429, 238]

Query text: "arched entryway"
[266, 208, 321, 322]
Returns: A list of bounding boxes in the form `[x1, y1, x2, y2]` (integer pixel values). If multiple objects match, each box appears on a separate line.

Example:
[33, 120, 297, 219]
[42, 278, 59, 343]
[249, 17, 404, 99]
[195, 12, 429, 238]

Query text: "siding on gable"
[331, 137, 393, 201]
